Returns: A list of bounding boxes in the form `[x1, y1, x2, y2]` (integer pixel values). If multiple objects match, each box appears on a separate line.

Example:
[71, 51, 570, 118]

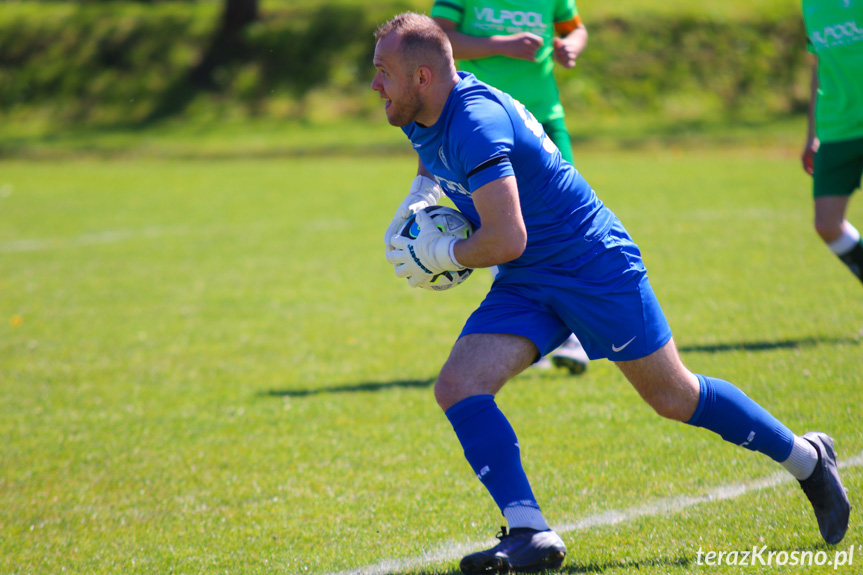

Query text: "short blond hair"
[374, 12, 453, 74]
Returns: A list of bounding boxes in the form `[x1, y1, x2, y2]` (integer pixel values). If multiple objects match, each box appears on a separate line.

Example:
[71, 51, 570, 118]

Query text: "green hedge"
[0, 3, 217, 123]
[0, 2, 810, 128]
[563, 14, 809, 121]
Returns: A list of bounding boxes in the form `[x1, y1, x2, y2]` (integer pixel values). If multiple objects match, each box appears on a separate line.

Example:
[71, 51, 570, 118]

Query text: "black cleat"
[550, 336, 588, 375]
[460, 527, 566, 574]
[798, 432, 851, 544]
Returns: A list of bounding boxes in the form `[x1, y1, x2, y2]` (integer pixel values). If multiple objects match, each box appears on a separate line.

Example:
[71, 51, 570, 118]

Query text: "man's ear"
[414, 65, 433, 91]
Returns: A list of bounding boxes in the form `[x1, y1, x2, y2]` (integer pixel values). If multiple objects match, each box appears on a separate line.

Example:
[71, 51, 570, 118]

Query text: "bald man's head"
[374, 12, 455, 78]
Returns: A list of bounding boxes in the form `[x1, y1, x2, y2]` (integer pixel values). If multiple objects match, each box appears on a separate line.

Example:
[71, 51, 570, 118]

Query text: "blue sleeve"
[452, 100, 516, 192]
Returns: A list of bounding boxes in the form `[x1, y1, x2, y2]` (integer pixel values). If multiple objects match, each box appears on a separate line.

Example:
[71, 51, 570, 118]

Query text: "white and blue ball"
[397, 205, 474, 291]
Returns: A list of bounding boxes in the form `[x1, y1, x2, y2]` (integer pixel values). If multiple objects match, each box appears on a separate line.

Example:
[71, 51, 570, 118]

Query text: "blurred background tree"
[188, 0, 258, 90]
[0, 0, 809, 138]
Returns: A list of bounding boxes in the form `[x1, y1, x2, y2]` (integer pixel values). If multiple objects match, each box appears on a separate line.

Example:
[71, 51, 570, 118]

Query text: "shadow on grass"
[678, 335, 860, 354]
[263, 377, 434, 398]
[263, 337, 860, 399]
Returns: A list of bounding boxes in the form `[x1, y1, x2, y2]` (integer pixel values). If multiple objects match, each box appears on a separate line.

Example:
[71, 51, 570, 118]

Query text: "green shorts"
[813, 136, 863, 198]
[541, 117, 573, 165]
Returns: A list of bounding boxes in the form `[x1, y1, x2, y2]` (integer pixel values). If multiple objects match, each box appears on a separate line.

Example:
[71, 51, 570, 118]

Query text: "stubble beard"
[387, 90, 423, 128]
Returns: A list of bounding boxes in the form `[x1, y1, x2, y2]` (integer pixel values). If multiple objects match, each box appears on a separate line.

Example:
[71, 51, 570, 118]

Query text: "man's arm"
[417, 159, 435, 180]
[386, 171, 524, 285]
[802, 55, 819, 175]
[433, 17, 544, 62]
[552, 20, 587, 69]
[452, 175, 527, 268]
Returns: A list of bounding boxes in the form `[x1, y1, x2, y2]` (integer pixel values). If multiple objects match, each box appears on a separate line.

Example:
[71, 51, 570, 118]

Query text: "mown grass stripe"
[330, 452, 863, 575]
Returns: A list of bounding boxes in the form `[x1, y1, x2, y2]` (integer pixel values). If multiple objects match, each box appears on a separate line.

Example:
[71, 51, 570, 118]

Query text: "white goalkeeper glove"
[384, 175, 442, 253]
[387, 210, 466, 288]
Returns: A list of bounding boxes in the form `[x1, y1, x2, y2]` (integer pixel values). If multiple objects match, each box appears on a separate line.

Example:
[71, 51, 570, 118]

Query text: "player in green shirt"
[432, 0, 590, 375]
[801, 0, 863, 284]
[431, 0, 587, 165]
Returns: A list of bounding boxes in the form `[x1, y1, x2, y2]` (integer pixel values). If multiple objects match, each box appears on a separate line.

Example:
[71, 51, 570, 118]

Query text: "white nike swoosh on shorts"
[612, 336, 637, 353]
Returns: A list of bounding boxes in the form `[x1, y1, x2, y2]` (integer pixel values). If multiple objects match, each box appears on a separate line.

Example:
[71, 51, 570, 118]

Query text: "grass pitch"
[1, 144, 861, 574]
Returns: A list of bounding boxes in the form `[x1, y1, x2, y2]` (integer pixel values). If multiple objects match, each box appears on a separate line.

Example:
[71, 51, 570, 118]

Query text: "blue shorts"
[460, 218, 672, 362]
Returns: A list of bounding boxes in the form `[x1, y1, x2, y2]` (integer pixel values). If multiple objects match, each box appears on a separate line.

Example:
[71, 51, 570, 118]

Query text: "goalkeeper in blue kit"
[372, 13, 850, 574]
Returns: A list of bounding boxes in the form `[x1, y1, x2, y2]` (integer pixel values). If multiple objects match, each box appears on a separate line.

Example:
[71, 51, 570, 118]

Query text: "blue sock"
[445, 395, 539, 515]
[686, 374, 794, 462]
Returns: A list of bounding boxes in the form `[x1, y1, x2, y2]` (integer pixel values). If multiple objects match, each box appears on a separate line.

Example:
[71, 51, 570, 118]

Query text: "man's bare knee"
[434, 364, 503, 411]
[434, 367, 460, 411]
[433, 333, 539, 411]
[814, 197, 851, 244]
[814, 219, 843, 243]
[616, 340, 700, 422]
[642, 390, 694, 422]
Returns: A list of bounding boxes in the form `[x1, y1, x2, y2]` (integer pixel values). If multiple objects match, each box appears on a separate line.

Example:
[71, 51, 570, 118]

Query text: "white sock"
[503, 505, 550, 531]
[828, 222, 861, 255]
[781, 435, 819, 480]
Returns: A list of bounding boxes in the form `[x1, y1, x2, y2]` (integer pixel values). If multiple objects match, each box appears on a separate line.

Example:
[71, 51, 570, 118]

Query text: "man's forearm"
[444, 29, 506, 60]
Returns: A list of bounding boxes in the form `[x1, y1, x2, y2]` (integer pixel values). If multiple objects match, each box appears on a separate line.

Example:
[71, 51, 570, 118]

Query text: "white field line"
[329, 451, 863, 575]
[0, 227, 177, 253]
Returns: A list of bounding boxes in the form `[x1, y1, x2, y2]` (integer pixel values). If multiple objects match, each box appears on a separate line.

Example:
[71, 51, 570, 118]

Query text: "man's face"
[371, 33, 422, 127]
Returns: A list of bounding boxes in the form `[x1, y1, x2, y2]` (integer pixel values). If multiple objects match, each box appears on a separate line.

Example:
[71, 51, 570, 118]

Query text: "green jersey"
[803, 0, 863, 142]
[431, 0, 578, 123]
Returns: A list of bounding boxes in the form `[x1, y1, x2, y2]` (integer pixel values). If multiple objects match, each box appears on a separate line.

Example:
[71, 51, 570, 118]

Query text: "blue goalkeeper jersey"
[402, 72, 614, 269]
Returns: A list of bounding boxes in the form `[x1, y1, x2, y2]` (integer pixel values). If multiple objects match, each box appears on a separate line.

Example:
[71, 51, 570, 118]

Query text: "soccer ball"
[397, 205, 474, 291]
